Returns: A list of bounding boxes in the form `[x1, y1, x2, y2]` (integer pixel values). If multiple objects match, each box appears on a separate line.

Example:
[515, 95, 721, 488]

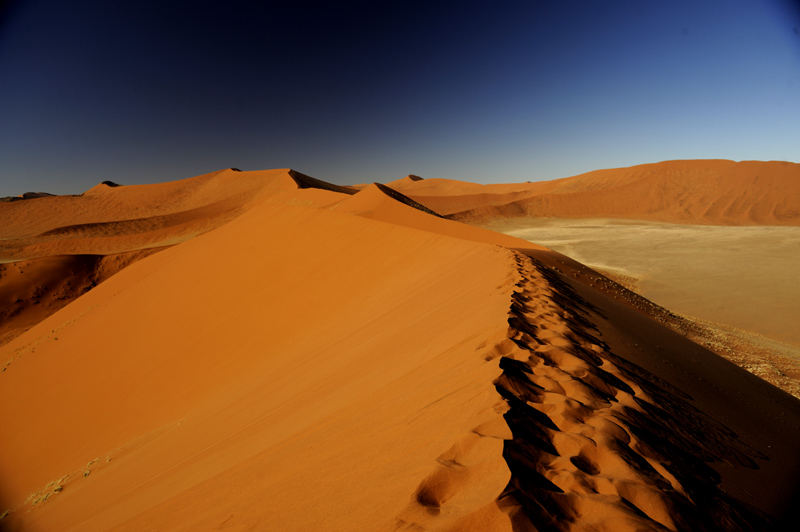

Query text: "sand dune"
[0, 168, 324, 259]
[0, 168, 353, 345]
[330, 183, 547, 251]
[391, 160, 800, 226]
[0, 249, 163, 347]
[389, 160, 800, 381]
[1, 167, 799, 531]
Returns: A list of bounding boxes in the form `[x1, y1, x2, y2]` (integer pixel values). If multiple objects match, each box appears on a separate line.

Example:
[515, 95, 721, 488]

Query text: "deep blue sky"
[1, 0, 799, 195]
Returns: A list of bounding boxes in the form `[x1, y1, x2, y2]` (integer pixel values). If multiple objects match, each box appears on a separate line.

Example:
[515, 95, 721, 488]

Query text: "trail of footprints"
[394, 251, 771, 532]
[495, 253, 680, 532]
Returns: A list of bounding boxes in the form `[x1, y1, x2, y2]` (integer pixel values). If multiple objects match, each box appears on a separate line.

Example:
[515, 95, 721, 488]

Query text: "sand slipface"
[1, 167, 799, 531]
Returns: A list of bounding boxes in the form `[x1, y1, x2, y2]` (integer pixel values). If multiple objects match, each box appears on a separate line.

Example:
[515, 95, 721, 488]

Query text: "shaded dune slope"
[1, 168, 798, 531]
[391, 160, 800, 226]
[287, 168, 358, 195]
[372, 182, 446, 217]
[491, 251, 798, 531]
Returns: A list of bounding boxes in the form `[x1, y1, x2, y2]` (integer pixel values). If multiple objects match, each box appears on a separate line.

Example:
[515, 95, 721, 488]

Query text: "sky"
[1, 0, 799, 195]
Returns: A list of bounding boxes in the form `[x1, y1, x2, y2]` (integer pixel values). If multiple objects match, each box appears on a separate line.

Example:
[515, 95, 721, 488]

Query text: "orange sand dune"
[330, 183, 547, 251]
[0, 168, 346, 260]
[0, 249, 162, 347]
[391, 160, 800, 225]
[1, 168, 799, 532]
[0, 169, 353, 346]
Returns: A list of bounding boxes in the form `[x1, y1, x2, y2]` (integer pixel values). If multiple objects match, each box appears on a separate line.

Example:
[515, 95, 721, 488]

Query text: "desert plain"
[1, 160, 799, 531]
[485, 218, 800, 345]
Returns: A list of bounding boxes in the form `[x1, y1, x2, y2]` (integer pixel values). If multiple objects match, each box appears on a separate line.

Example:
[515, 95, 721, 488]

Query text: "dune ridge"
[1, 166, 799, 531]
[1, 168, 299, 247]
[0, 168, 360, 346]
[387, 160, 800, 385]
[331, 183, 547, 252]
[389, 160, 800, 226]
[373, 182, 445, 217]
[287, 169, 358, 195]
[0, 193, 525, 531]
[491, 252, 780, 531]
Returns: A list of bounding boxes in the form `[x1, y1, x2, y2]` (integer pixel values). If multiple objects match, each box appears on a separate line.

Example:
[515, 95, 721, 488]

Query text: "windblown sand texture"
[1, 167, 799, 531]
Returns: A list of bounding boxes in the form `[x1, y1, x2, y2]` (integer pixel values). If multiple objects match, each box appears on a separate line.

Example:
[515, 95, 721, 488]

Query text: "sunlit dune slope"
[391, 160, 800, 225]
[0, 168, 347, 260]
[330, 183, 547, 251]
[0, 186, 524, 532]
[0, 249, 161, 346]
[0, 168, 353, 346]
[1, 169, 799, 532]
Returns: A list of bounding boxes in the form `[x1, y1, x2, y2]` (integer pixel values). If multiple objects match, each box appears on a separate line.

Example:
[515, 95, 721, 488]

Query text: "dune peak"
[83, 181, 123, 195]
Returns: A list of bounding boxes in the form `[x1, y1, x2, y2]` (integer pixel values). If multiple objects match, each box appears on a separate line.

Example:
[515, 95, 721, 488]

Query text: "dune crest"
[386, 174, 424, 188]
[391, 160, 800, 226]
[82, 181, 122, 195]
[490, 252, 784, 531]
[0, 166, 360, 345]
[0, 168, 358, 345]
[287, 169, 358, 195]
[331, 183, 548, 251]
[1, 166, 798, 531]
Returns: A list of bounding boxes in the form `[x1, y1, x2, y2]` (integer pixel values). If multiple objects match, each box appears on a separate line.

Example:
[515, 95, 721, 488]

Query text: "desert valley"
[1, 160, 799, 531]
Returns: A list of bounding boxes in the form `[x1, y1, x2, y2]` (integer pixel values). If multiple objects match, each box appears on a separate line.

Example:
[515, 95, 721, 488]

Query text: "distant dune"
[0, 168, 351, 346]
[389, 160, 800, 226]
[1, 166, 799, 531]
[1, 192, 56, 202]
[390, 159, 800, 355]
[0, 168, 331, 259]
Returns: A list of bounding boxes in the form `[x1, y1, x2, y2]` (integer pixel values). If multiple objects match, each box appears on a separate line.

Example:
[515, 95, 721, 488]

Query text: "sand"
[485, 218, 800, 347]
[1, 165, 799, 531]
[392, 160, 800, 226]
[396, 159, 800, 394]
[0, 168, 341, 346]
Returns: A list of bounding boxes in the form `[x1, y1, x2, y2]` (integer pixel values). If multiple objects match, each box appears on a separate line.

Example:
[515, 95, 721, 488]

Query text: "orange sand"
[1, 167, 798, 531]
[0, 169, 351, 346]
[389, 160, 800, 226]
